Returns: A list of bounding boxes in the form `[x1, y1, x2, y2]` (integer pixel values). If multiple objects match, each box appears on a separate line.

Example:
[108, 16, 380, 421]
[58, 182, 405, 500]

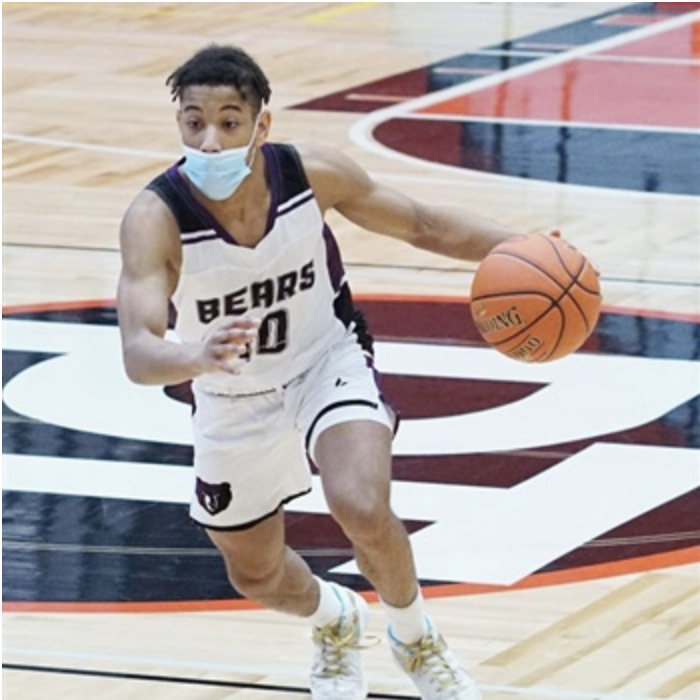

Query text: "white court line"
[581, 52, 700, 67]
[4, 10, 699, 204]
[2, 129, 697, 203]
[388, 111, 700, 136]
[349, 9, 700, 178]
[473, 49, 700, 67]
[1, 132, 174, 160]
[2, 645, 667, 700]
[445, 48, 700, 66]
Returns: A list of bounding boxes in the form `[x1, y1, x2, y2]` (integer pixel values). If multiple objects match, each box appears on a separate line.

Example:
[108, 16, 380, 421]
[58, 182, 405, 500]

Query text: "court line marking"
[1, 132, 173, 160]
[1, 539, 353, 558]
[1, 663, 345, 699]
[3, 130, 697, 203]
[2, 237, 697, 293]
[462, 47, 700, 62]
[2, 294, 699, 324]
[379, 112, 700, 136]
[398, 49, 700, 67]
[9, 530, 696, 554]
[513, 41, 580, 51]
[469, 50, 700, 67]
[350, 10, 700, 180]
[582, 53, 700, 67]
[0, 653, 670, 700]
[354, 10, 700, 124]
[4, 549, 699, 615]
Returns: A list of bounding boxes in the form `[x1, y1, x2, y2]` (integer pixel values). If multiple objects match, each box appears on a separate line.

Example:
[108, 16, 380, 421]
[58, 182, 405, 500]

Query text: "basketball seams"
[569, 264, 598, 333]
[472, 251, 568, 347]
[569, 260, 603, 332]
[480, 292, 563, 358]
[484, 250, 573, 295]
[543, 234, 584, 280]
[470, 234, 601, 362]
[574, 260, 603, 295]
[484, 246, 599, 332]
[542, 237, 601, 330]
[471, 290, 556, 303]
[492, 302, 565, 362]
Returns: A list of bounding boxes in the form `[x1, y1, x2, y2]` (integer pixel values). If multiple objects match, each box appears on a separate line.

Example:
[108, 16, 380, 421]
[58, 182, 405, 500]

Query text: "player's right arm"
[117, 191, 258, 385]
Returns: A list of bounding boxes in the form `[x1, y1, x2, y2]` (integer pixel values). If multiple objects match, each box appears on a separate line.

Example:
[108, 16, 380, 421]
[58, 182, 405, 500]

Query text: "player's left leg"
[314, 419, 418, 608]
[314, 420, 482, 700]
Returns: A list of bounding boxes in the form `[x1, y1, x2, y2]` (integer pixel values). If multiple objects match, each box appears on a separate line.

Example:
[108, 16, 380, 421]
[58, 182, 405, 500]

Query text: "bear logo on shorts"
[196, 477, 233, 515]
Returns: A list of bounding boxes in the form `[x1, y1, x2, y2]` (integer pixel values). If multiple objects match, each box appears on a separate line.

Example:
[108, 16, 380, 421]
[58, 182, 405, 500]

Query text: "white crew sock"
[309, 576, 346, 629]
[382, 589, 429, 644]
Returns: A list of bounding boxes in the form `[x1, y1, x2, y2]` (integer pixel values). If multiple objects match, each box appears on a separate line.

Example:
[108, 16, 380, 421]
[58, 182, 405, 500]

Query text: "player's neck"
[200, 167, 271, 248]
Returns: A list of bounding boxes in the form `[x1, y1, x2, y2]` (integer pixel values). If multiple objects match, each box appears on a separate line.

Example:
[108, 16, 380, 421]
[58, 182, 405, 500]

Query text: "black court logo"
[2, 299, 698, 607]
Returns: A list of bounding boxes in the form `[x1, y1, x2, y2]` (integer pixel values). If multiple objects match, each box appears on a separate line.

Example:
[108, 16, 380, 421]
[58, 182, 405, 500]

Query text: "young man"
[117, 45, 519, 700]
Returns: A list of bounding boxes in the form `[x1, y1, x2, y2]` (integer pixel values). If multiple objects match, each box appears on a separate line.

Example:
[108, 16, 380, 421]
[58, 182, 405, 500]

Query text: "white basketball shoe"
[389, 618, 482, 700]
[310, 586, 370, 700]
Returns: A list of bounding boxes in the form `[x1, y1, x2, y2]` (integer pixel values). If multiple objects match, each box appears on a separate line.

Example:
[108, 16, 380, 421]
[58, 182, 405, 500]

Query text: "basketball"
[470, 234, 602, 362]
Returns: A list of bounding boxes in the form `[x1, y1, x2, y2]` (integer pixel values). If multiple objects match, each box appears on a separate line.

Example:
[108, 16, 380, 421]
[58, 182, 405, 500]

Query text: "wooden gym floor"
[3, 3, 699, 699]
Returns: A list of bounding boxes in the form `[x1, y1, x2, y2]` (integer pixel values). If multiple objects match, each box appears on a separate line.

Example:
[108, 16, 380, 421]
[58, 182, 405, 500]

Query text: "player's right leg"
[207, 515, 370, 700]
[206, 509, 317, 615]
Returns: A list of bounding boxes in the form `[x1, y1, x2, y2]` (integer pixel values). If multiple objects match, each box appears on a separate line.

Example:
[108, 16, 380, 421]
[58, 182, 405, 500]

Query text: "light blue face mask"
[181, 118, 260, 200]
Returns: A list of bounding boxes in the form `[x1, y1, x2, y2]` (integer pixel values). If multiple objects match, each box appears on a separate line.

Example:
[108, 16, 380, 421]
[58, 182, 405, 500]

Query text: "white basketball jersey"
[146, 143, 371, 396]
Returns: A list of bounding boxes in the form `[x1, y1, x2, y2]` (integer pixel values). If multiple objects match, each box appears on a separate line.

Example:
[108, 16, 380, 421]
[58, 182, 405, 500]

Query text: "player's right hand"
[199, 318, 261, 375]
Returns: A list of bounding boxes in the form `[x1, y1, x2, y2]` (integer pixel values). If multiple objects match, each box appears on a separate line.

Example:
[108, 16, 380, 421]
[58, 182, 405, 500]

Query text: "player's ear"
[255, 109, 271, 144]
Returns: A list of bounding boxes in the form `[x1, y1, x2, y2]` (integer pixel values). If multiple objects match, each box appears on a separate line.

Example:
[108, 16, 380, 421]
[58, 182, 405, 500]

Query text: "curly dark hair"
[166, 45, 271, 112]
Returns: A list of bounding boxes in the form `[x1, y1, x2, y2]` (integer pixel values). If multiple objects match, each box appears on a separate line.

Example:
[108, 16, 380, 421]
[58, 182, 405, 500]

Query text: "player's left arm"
[300, 143, 520, 262]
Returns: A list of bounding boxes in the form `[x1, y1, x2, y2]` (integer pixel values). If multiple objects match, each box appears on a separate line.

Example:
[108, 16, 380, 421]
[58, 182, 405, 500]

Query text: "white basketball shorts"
[189, 332, 395, 530]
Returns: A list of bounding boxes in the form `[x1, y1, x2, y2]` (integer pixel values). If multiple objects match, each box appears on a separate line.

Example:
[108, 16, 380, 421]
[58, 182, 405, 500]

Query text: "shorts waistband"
[201, 367, 312, 399]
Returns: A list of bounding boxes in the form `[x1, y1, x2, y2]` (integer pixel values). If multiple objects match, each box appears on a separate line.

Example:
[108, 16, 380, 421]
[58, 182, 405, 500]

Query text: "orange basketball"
[470, 234, 602, 362]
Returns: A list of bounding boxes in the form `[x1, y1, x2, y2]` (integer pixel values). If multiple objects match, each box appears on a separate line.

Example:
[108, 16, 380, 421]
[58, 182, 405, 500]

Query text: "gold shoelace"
[402, 635, 463, 691]
[312, 617, 378, 677]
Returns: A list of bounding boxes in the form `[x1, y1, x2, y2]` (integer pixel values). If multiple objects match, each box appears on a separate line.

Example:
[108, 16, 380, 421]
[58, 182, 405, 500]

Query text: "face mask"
[181, 117, 260, 200]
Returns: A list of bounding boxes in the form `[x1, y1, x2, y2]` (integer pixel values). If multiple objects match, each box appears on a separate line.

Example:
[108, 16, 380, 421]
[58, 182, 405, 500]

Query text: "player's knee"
[224, 556, 284, 601]
[329, 491, 392, 545]
[211, 540, 284, 600]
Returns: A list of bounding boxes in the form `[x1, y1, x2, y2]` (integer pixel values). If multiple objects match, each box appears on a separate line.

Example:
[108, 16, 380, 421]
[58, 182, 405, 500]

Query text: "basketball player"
[117, 45, 520, 700]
